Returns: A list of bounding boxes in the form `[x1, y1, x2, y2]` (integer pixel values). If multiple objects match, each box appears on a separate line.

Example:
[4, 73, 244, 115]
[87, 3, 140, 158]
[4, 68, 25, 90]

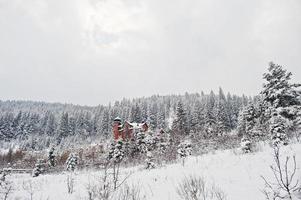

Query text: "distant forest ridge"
[0, 91, 253, 115]
[0, 90, 254, 149]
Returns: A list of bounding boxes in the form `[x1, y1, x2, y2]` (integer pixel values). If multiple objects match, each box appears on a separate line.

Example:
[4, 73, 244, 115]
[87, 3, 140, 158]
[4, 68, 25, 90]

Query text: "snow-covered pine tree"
[172, 101, 188, 139]
[190, 102, 200, 133]
[226, 93, 236, 129]
[156, 109, 166, 130]
[58, 113, 70, 144]
[135, 131, 148, 154]
[147, 103, 158, 130]
[32, 159, 44, 177]
[213, 98, 228, 136]
[66, 153, 78, 171]
[253, 97, 270, 134]
[144, 132, 157, 151]
[130, 103, 143, 123]
[238, 102, 258, 138]
[145, 151, 155, 169]
[155, 130, 170, 156]
[204, 91, 216, 137]
[44, 112, 56, 136]
[262, 62, 301, 110]
[107, 140, 125, 164]
[100, 108, 111, 136]
[11, 111, 21, 137]
[269, 109, 290, 146]
[240, 137, 252, 153]
[68, 116, 76, 136]
[48, 147, 56, 167]
[244, 103, 256, 136]
[237, 109, 246, 137]
[261, 62, 301, 143]
[0, 114, 13, 140]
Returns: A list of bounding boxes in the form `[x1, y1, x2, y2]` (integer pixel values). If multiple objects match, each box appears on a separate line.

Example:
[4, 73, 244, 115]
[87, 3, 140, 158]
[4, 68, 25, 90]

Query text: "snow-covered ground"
[5, 142, 301, 200]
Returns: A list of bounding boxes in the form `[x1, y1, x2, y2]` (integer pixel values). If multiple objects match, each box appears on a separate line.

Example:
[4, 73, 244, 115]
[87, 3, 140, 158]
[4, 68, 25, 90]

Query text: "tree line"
[0, 91, 250, 150]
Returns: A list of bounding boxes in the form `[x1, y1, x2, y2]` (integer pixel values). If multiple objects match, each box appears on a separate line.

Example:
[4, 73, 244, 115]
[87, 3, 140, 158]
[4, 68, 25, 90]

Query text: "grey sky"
[0, 0, 300, 106]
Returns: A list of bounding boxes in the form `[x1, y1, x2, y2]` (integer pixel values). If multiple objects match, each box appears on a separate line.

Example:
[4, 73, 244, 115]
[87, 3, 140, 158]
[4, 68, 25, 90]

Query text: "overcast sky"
[0, 0, 300, 106]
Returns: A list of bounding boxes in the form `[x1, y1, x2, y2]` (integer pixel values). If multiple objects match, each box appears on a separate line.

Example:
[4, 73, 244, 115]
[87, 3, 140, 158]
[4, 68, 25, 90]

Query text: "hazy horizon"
[1, 0, 300, 106]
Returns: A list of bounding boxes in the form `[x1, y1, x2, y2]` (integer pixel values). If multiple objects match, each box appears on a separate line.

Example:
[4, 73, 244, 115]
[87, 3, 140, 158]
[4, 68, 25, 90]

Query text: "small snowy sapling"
[66, 153, 78, 172]
[48, 147, 56, 167]
[240, 137, 252, 153]
[32, 159, 44, 177]
[145, 151, 155, 169]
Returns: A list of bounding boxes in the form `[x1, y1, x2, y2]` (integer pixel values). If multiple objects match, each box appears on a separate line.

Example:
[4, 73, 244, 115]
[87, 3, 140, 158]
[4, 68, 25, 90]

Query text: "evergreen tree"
[147, 103, 157, 130]
[204, 91, 216, 136]
[190, 103, 200, 133]
[44, 113, 56, 136]
[135, 131, 148, 153]
[237, 109, 246, 137]
[11, 111, 22, 136]
[269, 109, 289, 146]
[261, 62, 301, 142]
[48, 147, 56, 167]
[130, 103, 142, 122]
[156, 109, 166, 130]
[32, 159, 44, 177]
[58, 113, 70, 143]
[177, 140, 192, 166]
[107, 140, 125, 164]
[213, 98, 229, 135]
[100, 109, 110, 135]
[172, 101, 188, 137]
[145, 151, 155, 169]
[240, 137, 252, 153]
[262, 62, 301, 110]
[66, 153, 78, 171]
[237, 102, 258, 138]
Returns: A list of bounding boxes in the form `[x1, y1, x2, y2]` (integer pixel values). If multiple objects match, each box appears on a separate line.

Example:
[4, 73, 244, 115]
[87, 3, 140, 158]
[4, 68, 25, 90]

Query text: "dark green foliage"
[48, 147, 56, 167]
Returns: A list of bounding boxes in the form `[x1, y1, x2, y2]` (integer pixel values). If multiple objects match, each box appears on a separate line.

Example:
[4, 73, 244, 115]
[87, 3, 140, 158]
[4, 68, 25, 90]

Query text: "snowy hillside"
[4, 142, 301, 200]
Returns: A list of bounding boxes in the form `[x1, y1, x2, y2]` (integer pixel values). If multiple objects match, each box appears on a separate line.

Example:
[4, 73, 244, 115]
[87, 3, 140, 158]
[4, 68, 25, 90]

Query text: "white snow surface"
[5, 142, 301, 200]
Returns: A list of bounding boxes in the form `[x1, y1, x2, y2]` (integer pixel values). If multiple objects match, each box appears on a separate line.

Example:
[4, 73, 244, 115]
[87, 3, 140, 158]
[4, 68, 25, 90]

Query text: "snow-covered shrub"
[86, 166, 111, 200]
[32, 159, 44, 177]
[177, 176, 227, 200]
[22, 180, 40, 200]
[66, 153, 78, 172]
[177, 141, 192, 166]
[240, 137, 252, 153]
[145, 151, 155, 169]
[158, 142, 168, 155]
[177, 141, 192, 158]
[115, 183, 142, 200]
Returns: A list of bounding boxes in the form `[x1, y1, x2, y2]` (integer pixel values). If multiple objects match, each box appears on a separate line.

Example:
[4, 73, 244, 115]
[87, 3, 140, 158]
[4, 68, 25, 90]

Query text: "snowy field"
[6, 142, 301, 200]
